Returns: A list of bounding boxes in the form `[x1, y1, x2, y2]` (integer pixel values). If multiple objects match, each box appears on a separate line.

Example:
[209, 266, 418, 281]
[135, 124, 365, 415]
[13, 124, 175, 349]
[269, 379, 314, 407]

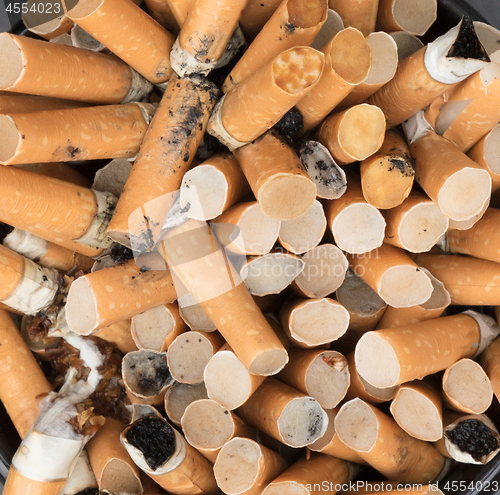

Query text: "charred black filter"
[447, 16, 490, 62]
[446, 419, 499, 462]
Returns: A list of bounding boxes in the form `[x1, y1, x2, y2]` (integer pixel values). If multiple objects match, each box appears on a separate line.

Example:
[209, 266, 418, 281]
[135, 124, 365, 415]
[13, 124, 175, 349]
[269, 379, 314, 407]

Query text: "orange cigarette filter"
[95, 319, 139, 354]
[3, 470, 67, 495]
[234, 132, 316, 221]
[376, 0, 437, 36]
[468, 124, 500, 192]
[18, 162, 91, 187]
[0, 92, 86, 114]
[222, 0, 327, 92]
[165, 0, 190, 26]
[317, 104, 386, 165]
[329, 0, 378, 36]
[64, 0, 175, 84]
[0, 310, 52, 438]
[0, 33, 152, 104]
[239, 0, 282, 39]
[108, 74, 216, 249]
[209, 47, 325, 150]
[295, 27, 372, 131]
[480, 337, 500, 403]
[0, 103, 154, 165]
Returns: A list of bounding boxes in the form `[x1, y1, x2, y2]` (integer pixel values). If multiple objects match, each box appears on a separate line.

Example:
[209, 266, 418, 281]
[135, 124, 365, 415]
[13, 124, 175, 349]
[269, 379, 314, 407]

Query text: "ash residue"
[388, 157, 415, 177]
[447, 419, 499, 461]
[273, 108, 304, 139]
[447, 16, 490, 62]
[307, 403, 324, 440]
[284, 22, 296, 33]
[109, 243, 134, 264]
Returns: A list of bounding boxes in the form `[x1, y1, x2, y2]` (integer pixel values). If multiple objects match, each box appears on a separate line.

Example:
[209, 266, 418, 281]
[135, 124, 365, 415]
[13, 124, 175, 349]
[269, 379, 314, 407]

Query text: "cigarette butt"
[180, 153, 251, 221]
[309, 408, 367, 464]
[121, 414, 219, 495]
[60, 450, 98, 495]
[474, 21, 500, 54]
[348, 244, 433, 308]
[233, 132, 317, 220]
[23, 5, 73, 41]
[95, 319, 138, 354]
[390, 31, 425, 61]
[3, 470, 67, 495]
[204, 344, 266, 410]
[17, 162, 91, 187]
[368, 19, 490, 127]
[0, 33, 152, 104]
[0, 92, 86, 114]
[87, 419, 142, 493]
[70, 24, 106, 52]
[262, 452, 351, 495]
[0, 309, 52, 438]
[354, 311, 497, 388]
[376, 0, 437, 36]
[239, 0, 282, 40]
[237, 378, 328, 448]
[0, 103, 154, 165]
[335, 398, 445, 482]
[131, 302, 188, 352]
[329, 0, 378, 35]
[241, 250, 305, 296]
[179, 303, 217, 332]
[468, 124, 500, 192]
[223, 0, 327, 92]
[336, 32, 398, 111]
[390, 380, 443, 441]
[108, 74, 217, 249]
[311, 8, 345, 50]
[143, 0, 179, 33]
[165, 0, 190, 26]
[360, 129, 415, 210]
[92, 159, 133, 199]
[280, 297, 350, 348]
[165, 382, 209, 427]
[382, 192, 449, 253]
[167, 330, 224, 384]
[214, 437, 288, 495]
[64, 0, 175, 84]
[277, 348, 350, 409]
[65, 253, 177, 335]
[442, 358, 493, 414]
[480, 336, 500, 403]
[181, 399, 256, 463]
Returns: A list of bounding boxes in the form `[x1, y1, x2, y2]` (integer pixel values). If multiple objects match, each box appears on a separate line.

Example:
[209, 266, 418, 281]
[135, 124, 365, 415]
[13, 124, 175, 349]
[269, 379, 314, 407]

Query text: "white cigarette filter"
[92, 159, 133, 198]
[355, 311, 500, 389]
[335, 398, 446, 483]
[468, 124, 500, 192]
[164, 382, 209, 427]
[311, 8, 345, 50]
[390, 31, 425, 61]
[179, 303, 217, 332]
[376, 0, 437, 36]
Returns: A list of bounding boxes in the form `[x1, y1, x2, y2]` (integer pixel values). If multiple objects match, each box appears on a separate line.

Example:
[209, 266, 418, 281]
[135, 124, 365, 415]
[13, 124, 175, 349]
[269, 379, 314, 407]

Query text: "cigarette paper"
[336, 32, 398, 111]
[239, 0, 282, 39]
[60, 450, 98, 495]
[237, 378, 328, 448]
[0, 33, 152, 104]
[209, 47, 325, 150]
[121, 414, 218, 494]
[131, 303, 188, 352]
[94, 319, 138, 354]
[66, 253, 177, 334]
[214, 437, 288, 495]
[368, 18, 490, 127]
[390, 31, 425, 61]
[280, 297, 350, 348]
[348, 244, 433, 308]
[179, 303, 217, 332]
[468, 124, 500, 192]
[233, 132, 317, 220]
[442, 358, 493, 414]
[480, 336, 500, 402]
[360, 129, 415, 210]
[295, 27, 372, 131]
[223, 0, 327, 92]
[317, 104, 386, 165]
[23, 2, 73, 40]
[390, 380, 443, 441]
[17, 161, 91, 188]
[64, 0, 175, 84]
[180, 153, 251, 221]
[329, 0, 378, 35]
[311, 8, 344, 49]
[277, 348, 350, 409]
[108, 74, 217, 249]
[335, 398, 445, 482]
[87, 419, 142, 493]
[355, 311, 499, 388]
[167, 330, 224, 384]
[382, 192, 449, 253]
[0, 92, 85, 114]
[292, 244, 349, 298]
[181, 399, 256, 463]
[376, 0, 437, 36]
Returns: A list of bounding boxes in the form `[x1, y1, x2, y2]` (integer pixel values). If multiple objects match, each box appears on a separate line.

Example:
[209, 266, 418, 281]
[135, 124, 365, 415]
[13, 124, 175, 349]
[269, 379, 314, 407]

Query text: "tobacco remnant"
[447, 419, 499, 461]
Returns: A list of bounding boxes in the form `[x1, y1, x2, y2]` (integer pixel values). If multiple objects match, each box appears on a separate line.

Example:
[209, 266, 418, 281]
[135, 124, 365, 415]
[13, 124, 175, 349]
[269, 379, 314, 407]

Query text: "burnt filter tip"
[447, 16, 490, 62]
[446, 419, 499, 462]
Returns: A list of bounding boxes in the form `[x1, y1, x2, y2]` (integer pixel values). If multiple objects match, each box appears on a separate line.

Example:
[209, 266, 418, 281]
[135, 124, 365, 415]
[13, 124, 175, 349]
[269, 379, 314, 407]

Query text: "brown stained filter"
[239, 0, 282, 39]
[164, 382, 209, 427]
[376, 0, 437, 36]
[329, 0, 378, 35]
[0, 93, 86, 114]
[468, 124, 500, 192]
[480, 337, 500, 403]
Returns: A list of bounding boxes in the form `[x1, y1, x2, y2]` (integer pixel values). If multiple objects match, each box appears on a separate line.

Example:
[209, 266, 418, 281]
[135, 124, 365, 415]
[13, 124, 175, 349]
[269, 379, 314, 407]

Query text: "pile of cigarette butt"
[4, 0, 500, 493]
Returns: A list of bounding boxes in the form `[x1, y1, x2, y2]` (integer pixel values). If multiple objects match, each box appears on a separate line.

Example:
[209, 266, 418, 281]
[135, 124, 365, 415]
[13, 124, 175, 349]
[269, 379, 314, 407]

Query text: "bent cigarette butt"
[164, 382, 208, 427]
[181, 399, 256, 463]
[204, 344, 266, 411]
[296, 27, 372, 131]
[311, 8, 345, 50]
[0, 33, 152, 104]
[0, 93, 85, 114]
[335, 398, 445, 482]
[390, 31, 425, 61]
[214, 437, 288, 495]
[131, 303, 188, 352]
[348, 244, 433, 308]
[66, 253, 177, 335]
[179, 303, 217, 332]
[442, 358, 493, 414]
[239, 0, 282, 39]
[317, 104, 386, 165]
[17, 161, 91, 188]
[382, 192, 449, 253]
[233, 132, 317, 220]
[209, 48, 325, 149]
[390, 380, 443, 442]
[468, 124, 500, 192]
[329, 0, 378, 35]
[292, 244, 349, 298]
[376, 0, 437, 36]
[280, 297, 350, 348]
[95, 319, 138, 354]
[60, 450, 98, 495]
[480, 336, 500, 403]
[237, 378, 328, 448]
[180, 153, 251, 221]
[278, 348, 350, 409]
[223, 0, 327, 92]
[87, 419, 142, 494]
[360, 129, 415, 210]
[375, 267, 450, 329]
